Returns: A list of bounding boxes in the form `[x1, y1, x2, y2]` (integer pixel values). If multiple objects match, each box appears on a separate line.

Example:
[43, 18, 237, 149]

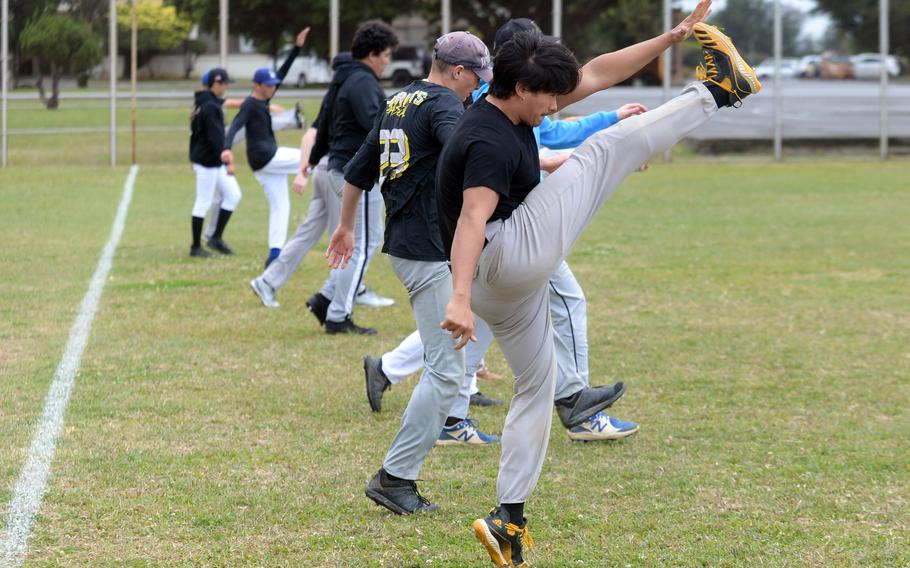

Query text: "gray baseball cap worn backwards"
[434, 31, 494, 83]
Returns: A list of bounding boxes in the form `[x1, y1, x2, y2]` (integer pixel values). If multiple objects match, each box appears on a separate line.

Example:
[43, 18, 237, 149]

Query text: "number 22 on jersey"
[379, 128, 410, 186]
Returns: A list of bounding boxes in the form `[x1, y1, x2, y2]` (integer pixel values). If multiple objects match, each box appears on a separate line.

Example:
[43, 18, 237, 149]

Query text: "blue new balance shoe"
[567, 412, 639, 442]
[437, 418, 500, 446]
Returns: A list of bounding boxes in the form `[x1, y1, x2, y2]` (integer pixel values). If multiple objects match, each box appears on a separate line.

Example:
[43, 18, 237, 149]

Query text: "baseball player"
[221, 28, 310, 268]
[302, 21, 399, 335]
[188, 67, 242, 257]
[249, 52, 395, 311]
[325, 31, 497, 513]
[436, 8, 761, 567]
[200, 72, 302, 248]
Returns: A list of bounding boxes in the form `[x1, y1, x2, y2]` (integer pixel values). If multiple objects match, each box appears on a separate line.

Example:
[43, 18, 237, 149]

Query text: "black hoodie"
[309, 57, 385, 172]
[189, 90, 226, 168]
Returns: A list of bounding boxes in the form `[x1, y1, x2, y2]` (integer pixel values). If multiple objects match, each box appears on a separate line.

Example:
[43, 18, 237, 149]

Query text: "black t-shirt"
[189, 90, 225, 168]
[436, 97, 540, 259]
[345, 81, 464, 262]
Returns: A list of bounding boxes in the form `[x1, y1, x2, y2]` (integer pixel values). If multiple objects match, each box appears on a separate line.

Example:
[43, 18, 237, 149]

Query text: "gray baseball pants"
[472, 82, 717, 503]
[319, 170, 383, 323]
[261, 158, 338, 290]
[382, 257, 465, 480]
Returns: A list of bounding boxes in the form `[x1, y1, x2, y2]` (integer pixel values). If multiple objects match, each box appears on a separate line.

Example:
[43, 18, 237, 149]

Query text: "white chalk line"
[0, 164, 139, 567]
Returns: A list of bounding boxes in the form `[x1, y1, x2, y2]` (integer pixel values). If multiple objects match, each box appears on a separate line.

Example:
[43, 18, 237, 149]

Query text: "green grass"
[1, 149, 909, 566]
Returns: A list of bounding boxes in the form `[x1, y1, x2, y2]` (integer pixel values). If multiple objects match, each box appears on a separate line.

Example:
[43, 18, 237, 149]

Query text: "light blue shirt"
[471, 82, 619, 150]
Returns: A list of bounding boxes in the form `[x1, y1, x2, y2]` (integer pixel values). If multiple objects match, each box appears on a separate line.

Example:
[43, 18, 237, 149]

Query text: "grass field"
[2, 105, 909, 566]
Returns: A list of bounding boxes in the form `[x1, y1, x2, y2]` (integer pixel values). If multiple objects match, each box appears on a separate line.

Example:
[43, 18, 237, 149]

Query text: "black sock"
[501, 502, 525, 524]
[704, 82, 730, 109]
[212, 208, 233, 239]
[191, 216, 204, 248]
[445, 416, 463, 427]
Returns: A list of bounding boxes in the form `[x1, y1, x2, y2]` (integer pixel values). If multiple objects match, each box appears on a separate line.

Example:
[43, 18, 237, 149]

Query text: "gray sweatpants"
[261, 158, 337, 290]
[382, 257, 465, 480]
[549, 261, 589, 400]
[319, 170, 383, 323]
[472, 82, 717, 504]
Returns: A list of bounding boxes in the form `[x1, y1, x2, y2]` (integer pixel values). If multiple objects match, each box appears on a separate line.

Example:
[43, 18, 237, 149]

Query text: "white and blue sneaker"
[436, 418, 500, 446]
[567, 412, 639, 442]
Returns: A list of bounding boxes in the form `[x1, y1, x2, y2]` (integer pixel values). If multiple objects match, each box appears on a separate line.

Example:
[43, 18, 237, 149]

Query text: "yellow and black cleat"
[693, 22, 761, 106]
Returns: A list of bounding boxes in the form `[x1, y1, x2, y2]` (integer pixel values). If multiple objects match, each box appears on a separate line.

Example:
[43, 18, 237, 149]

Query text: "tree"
[712, 0, 803, 61]
[815, 0, 910, 58]
[7, 0, 54, 88]
[18, 13, 102, 109]
[117, 0, 193, 79]
[172, 0, 427, 61]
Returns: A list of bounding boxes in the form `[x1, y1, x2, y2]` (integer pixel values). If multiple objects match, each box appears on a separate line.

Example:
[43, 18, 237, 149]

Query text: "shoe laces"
[506, 523, 535, 549]
[700, 50, 718, 81]
[409, 480, 432, 506]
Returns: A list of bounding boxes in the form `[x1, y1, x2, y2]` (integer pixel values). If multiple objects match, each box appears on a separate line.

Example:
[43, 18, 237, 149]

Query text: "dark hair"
[351, 20, 399, 60]
[488, 31, 580, 99]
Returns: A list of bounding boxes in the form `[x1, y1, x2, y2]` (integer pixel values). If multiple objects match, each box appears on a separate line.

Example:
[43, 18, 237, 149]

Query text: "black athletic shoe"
[206, 237, 234, 255]
[325, 317, 377, 335]
[305, 293, 330, 327]
[472, 506, 535, 568]
[364, 355, 391, 412]
[555, 382, 626, 429]
[189, 245, 212, 258]
[470, 392, 504, 407]
[365, 469, 438, 515]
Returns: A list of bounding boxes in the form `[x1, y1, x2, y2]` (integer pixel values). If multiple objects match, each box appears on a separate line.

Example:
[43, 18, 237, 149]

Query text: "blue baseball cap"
[252, 67, 281, 86]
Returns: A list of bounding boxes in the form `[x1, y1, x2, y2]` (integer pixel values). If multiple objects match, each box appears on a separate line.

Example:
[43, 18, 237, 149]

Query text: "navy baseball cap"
[253, 67, 281, 86]
[204, 67, 233, 86]
[493, 18, 557, 52]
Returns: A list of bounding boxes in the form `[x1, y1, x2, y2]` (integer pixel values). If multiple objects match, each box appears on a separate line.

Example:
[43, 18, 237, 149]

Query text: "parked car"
[796, 55, 822, 78]
[850, 53, 901, 80]
[276, 48, 331, 87]
[820, 55, 854, 80]
[382, 44, 430, 86]
[753, 58, 798, 79]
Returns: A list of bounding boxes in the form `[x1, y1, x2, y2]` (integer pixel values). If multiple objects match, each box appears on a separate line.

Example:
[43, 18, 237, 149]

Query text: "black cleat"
[325, 317, 377, 335]
[555, 382, 626, 429]
[364, 355, 391, 412]
[305, 292, 330, 327]
[472, 506, 535, 568]
[189, 245, 212, 258]
[365, 469, 438, 515]
[470, 391, 504, 407]
[206, 237, 234, 255]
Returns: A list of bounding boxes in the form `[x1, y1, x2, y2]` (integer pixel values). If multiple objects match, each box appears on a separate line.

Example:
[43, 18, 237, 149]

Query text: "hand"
[669, 0, 712, 43]
[616, 103, 648, 121]
[226, 163, 236, 176]
[540, 152, 572, 174]
[292, 171, 308, 194]
[325, 225, 355, 269]
[440, 296, 477, 350]
[296, 27, 311, 47]
[220, 149, 233, 165]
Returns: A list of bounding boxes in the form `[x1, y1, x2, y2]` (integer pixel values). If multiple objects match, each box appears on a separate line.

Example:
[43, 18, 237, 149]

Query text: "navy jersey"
[345, 81, 464, 261]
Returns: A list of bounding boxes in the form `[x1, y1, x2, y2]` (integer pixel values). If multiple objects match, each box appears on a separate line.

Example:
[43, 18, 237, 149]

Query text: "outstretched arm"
[556, 0, 712, 110]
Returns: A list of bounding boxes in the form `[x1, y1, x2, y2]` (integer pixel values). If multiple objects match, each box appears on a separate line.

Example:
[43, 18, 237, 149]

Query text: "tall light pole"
[330, 0, 339, 60]
[662, 0, 672, 162]
[219, 0, 228, 68]
[442, 0, 451, 35]
[552, 0, 562, 40]
[130, 0, 137, 165]
[880, 0, 889, 159]
[109, 0, 117, 166]
[773, 0, 783, 161]
[1, 0, 8, 167]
